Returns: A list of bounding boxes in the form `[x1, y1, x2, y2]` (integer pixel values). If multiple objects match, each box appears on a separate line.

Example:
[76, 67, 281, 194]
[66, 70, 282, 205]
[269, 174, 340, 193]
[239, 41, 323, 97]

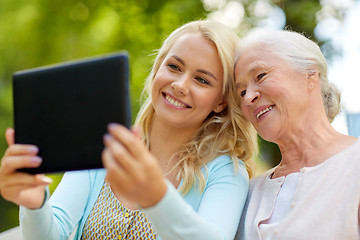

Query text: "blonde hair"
[236, 29, 341, 122]
[136, 20, 257, 194]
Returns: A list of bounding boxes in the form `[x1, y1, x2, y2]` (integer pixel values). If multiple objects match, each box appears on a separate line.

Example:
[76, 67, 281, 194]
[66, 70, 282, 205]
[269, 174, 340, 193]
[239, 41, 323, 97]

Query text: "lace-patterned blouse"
[82, 180, 157, 240]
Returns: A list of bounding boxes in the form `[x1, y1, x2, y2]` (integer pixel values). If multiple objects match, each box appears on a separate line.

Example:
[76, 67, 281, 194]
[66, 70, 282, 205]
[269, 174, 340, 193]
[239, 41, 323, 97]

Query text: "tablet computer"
[13, 52, 131, 174]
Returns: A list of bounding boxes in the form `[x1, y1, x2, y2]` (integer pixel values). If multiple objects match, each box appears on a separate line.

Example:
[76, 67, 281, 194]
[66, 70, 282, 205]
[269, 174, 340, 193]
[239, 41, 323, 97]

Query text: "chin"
[257, 129, 278, 143]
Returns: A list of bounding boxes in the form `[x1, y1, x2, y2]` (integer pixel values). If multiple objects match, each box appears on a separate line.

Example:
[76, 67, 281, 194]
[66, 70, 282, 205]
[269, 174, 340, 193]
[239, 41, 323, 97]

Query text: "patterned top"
[82, 180, 157, 240]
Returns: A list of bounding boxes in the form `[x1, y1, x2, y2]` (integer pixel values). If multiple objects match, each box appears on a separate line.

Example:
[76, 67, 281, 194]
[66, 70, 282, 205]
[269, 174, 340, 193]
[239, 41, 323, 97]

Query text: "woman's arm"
[20, 170, 96, 240]
[103, 124, 249, 239]
[143, 157, 249, 240]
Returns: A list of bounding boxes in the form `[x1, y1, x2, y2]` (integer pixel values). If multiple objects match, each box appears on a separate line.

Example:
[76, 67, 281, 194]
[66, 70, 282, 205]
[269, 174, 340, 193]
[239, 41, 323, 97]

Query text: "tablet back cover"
[13, 53, 131, 174]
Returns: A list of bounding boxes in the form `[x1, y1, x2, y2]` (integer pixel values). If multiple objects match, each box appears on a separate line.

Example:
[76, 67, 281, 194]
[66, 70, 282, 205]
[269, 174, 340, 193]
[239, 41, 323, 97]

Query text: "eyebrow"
[249, 63, 271, 75]
[236, 63, 271, 88]
[248, 65, 262, 76]
[171, 55, 185, 66]
[197, 69, 217, 81]
[170, 55, 218, 81]
[235, 82, 244, 89]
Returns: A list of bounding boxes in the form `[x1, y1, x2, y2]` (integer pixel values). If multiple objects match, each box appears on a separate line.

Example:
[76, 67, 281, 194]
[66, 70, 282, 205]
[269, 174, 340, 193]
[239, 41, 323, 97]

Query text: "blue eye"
[168, 64, 180, 71]
[195, 77, 210, 85]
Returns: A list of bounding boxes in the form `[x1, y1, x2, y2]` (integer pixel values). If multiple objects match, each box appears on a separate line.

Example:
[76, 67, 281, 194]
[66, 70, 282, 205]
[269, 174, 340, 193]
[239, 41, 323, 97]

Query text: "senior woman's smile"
[255, 105, 275, 120]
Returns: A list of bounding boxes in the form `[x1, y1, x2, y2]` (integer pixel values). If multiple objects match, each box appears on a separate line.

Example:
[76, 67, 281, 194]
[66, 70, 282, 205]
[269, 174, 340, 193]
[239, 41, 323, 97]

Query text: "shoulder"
[206, 155, 246, 171]
[204, 155, 249, 185]
[330, 137, 360, 180]
[249, 168, 274, 191]
[346, 137, 360, 158]
[327, 137, 360, 171]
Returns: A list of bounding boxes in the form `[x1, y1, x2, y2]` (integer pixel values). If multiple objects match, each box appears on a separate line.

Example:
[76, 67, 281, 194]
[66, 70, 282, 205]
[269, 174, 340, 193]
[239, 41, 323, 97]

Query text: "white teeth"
[257, 106, 273, 119]
[165, 95, 187, 108]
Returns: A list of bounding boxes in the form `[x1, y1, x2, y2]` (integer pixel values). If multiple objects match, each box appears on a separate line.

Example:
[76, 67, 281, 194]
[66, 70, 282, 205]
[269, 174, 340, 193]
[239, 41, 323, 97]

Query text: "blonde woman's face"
[151, 32, 225, 132]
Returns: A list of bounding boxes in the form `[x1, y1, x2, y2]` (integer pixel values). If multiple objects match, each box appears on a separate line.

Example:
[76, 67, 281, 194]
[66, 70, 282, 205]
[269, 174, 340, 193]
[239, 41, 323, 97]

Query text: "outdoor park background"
[0, 0, 359, 233]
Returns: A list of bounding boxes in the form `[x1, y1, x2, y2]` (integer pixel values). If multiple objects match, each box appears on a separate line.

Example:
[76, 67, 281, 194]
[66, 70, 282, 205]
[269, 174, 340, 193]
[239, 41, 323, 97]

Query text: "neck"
[149, 116, 197, 170]
[272, 116, 355, 178]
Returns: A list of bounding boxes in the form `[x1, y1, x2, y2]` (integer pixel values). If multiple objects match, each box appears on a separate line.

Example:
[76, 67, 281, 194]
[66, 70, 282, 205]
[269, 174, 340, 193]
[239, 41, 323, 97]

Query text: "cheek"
[240, 102, 252, 120]
[195, 91, 220, 111]
[152, 71, 168, 92]
[152, 73, 163, 87]
[150, 81, 158, 100]
[209, 90, 223, 108]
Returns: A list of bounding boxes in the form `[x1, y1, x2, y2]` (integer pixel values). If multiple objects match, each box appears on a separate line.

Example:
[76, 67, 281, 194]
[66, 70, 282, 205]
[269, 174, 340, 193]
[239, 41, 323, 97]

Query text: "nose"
[243, 86, 260, 105]
[171, 75, 190, 95]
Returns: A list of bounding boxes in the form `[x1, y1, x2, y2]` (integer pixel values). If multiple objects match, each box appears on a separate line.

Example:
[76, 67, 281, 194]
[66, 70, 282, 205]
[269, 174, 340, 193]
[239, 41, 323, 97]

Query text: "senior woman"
[234, 29, 360, 240]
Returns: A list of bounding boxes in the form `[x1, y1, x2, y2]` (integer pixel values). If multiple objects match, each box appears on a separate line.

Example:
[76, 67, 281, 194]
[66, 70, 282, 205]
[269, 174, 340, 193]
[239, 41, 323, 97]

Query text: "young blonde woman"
[0, 20, 257, 240]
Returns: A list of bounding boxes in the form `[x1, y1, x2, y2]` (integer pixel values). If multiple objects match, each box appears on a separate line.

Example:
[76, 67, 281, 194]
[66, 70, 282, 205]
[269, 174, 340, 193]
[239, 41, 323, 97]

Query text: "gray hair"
[235, 29, 341, 122]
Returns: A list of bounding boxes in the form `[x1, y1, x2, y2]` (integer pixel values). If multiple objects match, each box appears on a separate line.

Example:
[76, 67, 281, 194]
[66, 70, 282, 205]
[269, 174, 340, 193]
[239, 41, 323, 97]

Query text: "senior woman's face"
[235, 45, 310, 142]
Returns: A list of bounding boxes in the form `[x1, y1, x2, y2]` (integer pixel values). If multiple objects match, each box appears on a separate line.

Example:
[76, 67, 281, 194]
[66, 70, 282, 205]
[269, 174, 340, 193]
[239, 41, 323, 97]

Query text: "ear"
[307, 70, 319, 91]
[213, 99, 227, 113]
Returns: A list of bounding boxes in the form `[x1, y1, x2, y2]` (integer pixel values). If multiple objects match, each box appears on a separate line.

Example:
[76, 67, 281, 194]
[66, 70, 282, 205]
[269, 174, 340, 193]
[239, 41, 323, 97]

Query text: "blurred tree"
[277, 0, 321, 36]
[0, 0, 206, 232]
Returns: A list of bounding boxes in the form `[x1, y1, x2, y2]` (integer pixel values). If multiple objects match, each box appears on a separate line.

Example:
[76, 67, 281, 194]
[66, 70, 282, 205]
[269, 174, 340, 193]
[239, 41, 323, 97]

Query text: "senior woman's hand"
[0, 128, 52, 209]
[102, 123, 167, 208]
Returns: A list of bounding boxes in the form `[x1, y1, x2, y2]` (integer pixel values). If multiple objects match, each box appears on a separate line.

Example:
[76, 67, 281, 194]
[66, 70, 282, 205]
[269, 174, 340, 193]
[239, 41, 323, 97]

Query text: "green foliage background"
[0, 0, 325, 233]
[0, 0, 206, 232]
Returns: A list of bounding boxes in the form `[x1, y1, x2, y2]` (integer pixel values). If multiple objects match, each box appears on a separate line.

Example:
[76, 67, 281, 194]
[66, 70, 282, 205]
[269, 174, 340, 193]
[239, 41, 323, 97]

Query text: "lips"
[162, 92, 191, 108]
[255, 105, 275, 119]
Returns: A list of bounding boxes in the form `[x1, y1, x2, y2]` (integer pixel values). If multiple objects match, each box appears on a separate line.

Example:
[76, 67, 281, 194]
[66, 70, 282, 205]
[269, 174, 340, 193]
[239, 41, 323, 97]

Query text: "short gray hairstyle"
[235, 29, 341, 122]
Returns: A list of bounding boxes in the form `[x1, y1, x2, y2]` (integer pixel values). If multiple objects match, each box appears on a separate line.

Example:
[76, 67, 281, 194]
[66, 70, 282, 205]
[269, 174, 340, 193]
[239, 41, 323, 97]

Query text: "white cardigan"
[236, 138, 360, 240]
